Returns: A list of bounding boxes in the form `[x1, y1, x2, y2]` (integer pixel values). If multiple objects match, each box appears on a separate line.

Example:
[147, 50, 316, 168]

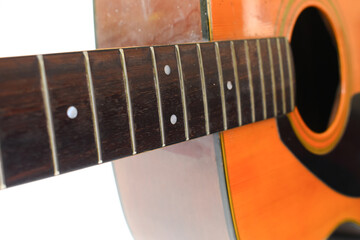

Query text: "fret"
[0, 38, 296, 188]
[269, 38, 284, 116]
[0, 56, 53, 186]
[150, 47, 166, 147]
[267, 38, 278, 117]
[247, 40, 265, 121]
[38, 55, 59, 175]
[276, 38, 287, 114]
[175, 45, 190, 141]
[279, 38, 293, 113]
[89, 49, 132, 161]
[215, 42, 228, 130]
[284, 38, 295, 111]
[123, 47, 161, 153]
[256, 39, 267, 119]
[180, 44, 206, 139]
[199, 42, 223, 133]
[119, 49, 136, 155]
[196, 43, 210, 135]
[44, 52, 98, 173]
[0, 144, 5, 189]
[244, 40, 256, 123]
[233, 40, 252, 125]
[153, 45, 185, 145]
[83, 51, 102, 164]
[230, 41, 242, 126]
[218, 41, 238, 129]
[258, 39, 275, 119]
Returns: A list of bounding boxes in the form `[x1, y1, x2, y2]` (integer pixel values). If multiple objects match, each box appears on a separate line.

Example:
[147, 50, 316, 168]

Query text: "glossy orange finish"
[223, 119, 360, 239]
[212, 0, 360, 239]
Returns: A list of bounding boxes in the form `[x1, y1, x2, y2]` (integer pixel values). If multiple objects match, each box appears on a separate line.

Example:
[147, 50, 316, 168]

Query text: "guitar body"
[95, 1, 237, 239]
[217, 1, 360, 239]
[96, 0, 360, 239]
[94, 0, 360, 239]
[1, 0, 359, 238]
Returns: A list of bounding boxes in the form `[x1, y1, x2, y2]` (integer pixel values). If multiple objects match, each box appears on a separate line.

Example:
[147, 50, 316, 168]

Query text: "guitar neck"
[0, 37, 295, 188]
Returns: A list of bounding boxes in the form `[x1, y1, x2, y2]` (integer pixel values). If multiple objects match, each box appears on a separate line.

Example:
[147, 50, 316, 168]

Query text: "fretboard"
[0, 37, 295, 188]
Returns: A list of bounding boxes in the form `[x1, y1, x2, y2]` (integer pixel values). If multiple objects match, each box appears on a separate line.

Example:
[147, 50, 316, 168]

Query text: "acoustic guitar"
[0, 0, 359, 239]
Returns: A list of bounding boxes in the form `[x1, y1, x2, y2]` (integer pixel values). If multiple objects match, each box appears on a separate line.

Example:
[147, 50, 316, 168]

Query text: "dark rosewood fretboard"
[0, 37, 295, 188]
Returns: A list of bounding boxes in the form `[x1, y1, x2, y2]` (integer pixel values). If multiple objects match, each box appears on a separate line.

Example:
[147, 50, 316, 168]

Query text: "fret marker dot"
[227, 81, 233, 90]
[67, 106, 78, 119]
[170, 114, 177, 125]
[164, 65, 171, 75]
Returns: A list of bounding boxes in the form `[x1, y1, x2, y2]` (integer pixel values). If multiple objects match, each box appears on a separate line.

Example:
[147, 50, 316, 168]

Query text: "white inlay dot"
[164, 65, 171, 75]
[67, 106, 78, 119]
[170, 114, 177, 125]
[227, 81, 233, 90]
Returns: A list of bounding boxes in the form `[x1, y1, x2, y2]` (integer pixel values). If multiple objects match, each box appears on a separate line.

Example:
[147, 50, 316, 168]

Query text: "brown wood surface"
[179, 44, 206, 139]
[0, 56, 53, 186]
[123, 47, 162, 153]
[88, 49, 132, 161]
[270, 38, 285, 116]
[96, 2, 235, 239]
[0, 38, 293, 187]
[280, 37, 293, 113]
[259, 39, 275, 118]
[218, 41, 238, 129]
[44, 52, 98, 172]
[234, 40, 252, 124]
[154, 46, 185, 145]
[200, 42, 223, 133]
[247, 40, 265, 121]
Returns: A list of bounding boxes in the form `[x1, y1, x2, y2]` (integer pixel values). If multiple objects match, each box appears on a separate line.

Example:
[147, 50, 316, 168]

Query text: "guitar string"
[215, 42, 228, 131]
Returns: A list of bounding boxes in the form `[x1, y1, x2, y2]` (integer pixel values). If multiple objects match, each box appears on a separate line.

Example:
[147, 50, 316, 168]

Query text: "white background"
[0, 1, 133, 239]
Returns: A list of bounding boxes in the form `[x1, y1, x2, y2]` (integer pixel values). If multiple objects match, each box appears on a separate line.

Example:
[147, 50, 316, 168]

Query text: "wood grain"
[88, 49, 132, 161]
[234, 40, 252, 125]
[123, 47, 162, 153]
[279, 37, 293, 113]
[247, 40, 264, 121]
[259, 39, 275, 118]
[200, 42, 224, 133]
[0, 56, 53, 186]
[0, 38, 293, 187]
[179, 44, 206, 139]
[44, 52, 98, 173]
[218, 41, 238, 129]
[154, 46, 186, 145]
[269, 38, 284, 116]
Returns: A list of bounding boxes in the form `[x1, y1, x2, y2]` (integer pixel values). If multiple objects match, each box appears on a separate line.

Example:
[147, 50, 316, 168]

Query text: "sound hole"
[328, 222, 360, 239]
[291, 7, 340, 133]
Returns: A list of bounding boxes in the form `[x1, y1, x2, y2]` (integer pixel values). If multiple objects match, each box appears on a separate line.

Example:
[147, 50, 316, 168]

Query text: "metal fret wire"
[37, 54, 60, 175]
